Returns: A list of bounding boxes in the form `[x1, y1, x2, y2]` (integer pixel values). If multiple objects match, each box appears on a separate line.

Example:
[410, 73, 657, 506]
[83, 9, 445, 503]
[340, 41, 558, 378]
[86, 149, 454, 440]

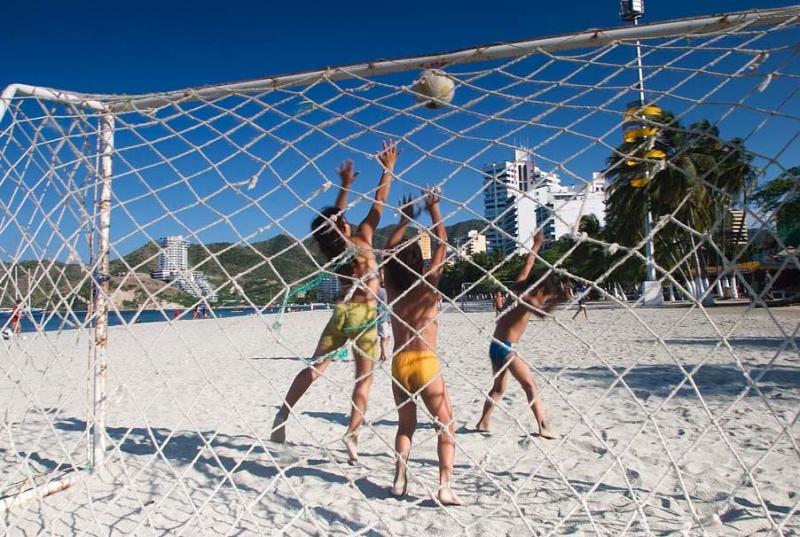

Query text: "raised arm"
[515, 230, 545, 284]
[357, 140, 398, 241]
[334, 160, 356, 212]
[425, 189, 448, 284]
[385, 194, 414, 250]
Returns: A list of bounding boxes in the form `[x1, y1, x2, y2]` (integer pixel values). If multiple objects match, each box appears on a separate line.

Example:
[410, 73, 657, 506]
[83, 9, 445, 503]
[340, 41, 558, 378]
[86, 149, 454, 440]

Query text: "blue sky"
[2, 1, 798, 261]
[4, 1, 797, 94]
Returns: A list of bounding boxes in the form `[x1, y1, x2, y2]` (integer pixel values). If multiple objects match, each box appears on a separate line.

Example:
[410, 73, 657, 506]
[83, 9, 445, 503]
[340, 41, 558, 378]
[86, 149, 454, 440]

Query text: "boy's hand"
[377, 140, 399, 170]
[337, 159, 357, 187]
[399, 194, 418, 221]
[423, 186, 441, 210]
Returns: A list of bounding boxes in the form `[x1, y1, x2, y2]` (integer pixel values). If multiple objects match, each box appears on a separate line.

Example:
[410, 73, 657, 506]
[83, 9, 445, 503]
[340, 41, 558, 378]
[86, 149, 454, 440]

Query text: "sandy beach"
[1, 305, 798, 536]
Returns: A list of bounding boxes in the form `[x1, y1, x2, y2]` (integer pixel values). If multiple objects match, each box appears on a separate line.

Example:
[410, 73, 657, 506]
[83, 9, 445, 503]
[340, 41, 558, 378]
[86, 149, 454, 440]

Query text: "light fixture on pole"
[619, 0, 664, 306]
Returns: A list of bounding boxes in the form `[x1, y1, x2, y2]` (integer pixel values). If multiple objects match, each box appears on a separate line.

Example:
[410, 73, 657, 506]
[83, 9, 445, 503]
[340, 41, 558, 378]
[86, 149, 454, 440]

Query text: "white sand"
[1, 305, 798, 536]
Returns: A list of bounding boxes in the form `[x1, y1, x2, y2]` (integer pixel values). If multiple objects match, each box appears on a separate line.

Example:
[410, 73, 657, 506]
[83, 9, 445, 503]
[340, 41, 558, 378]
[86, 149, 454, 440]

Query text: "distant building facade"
[456, 230, 487, 258]
[152, 235, 217, 302]
[532, 172, 607, 244]
[726, 209, 748, 245]
[417, 231, 432, 261]
[317, 274, 340, 303]
[152, 236, 188, 280]
[483, 150, 607, 253]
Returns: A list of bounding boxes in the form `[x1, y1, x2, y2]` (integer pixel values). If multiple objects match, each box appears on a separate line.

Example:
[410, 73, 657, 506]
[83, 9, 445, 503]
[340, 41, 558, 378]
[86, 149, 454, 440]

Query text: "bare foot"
[270, 412, 287, 443]
[343, 433, 359, 465]
[437, 483, 463, 506]
[474, 422, 491, 433]
[391, 463, 407, 497]
[538, 426, 560, 440]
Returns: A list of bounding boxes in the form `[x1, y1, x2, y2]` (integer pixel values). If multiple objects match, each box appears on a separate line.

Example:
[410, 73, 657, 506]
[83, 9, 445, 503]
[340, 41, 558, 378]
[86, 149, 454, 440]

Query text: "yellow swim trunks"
[318, 302, 378, 360]
[392, 350, 440, 394]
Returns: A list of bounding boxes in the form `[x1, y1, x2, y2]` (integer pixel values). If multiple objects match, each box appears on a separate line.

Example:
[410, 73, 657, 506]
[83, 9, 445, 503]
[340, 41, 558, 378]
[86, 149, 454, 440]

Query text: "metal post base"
[641, 280, 664, 306]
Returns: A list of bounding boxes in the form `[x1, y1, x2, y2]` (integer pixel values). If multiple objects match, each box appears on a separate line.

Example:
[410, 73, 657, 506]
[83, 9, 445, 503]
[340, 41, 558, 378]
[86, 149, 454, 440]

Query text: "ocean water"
[0, 304, 333, 334]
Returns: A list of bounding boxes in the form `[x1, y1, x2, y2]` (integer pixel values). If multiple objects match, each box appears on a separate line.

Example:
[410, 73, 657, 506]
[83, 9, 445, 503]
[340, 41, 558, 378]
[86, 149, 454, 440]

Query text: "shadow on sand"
[541, 363, 800, 398]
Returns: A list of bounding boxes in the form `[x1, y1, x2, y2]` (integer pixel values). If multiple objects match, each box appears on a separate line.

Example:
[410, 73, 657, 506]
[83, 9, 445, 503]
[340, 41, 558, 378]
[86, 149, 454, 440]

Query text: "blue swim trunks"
[489, 339, 514, 368]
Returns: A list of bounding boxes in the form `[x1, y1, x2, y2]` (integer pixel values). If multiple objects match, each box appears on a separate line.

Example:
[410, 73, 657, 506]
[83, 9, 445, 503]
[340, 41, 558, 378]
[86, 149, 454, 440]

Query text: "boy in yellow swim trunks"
[383, 188, 461, 506]
[270, 141, 397, 465]
[475, 230, 571, 439]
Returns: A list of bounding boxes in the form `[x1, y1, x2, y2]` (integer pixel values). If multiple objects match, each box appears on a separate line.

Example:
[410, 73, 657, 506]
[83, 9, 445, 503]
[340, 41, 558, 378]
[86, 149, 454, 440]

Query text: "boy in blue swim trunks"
[475, 231, 570, 439]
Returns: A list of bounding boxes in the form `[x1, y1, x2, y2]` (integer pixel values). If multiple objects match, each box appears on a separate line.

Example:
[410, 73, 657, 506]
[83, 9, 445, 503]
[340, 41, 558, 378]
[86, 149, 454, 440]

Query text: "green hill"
[4, 219, 486, 308]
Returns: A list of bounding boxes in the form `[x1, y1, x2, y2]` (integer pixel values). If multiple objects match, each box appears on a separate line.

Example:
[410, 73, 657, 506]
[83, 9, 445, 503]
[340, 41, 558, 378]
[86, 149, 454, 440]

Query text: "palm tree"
[560, 214, 643, 293]
[605, 110, 755, 285]
[752, 166, 800, 247]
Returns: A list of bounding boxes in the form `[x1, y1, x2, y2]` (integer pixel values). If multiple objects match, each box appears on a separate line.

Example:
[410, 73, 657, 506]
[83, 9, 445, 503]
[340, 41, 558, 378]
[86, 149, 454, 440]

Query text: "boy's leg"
[344, 353, 375, 463]
[391, 382, 416, 496]
[270, 337, 337, 443]
[379, 335, 391, 362]
[421, 376, 462, 506]
[506, 353, 559, 439]
[476, 362, 508, 432]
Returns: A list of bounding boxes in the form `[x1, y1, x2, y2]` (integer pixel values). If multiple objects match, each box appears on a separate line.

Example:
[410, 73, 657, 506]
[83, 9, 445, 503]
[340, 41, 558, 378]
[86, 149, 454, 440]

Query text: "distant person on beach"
[493, 292, 505, 317]
[271, 141, 398, 465]
[572, 284, 589, 320]
[475, 231, 570, 439]
[383, 189, 461, 506]
[10, 299, 23, 335]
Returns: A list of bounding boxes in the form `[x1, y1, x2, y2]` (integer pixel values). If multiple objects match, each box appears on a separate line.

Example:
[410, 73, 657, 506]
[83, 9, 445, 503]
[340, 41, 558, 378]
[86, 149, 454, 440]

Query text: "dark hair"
[311, 207, 352, 274]
[515, 273, 570, 311]
[385, 240, 424, 292]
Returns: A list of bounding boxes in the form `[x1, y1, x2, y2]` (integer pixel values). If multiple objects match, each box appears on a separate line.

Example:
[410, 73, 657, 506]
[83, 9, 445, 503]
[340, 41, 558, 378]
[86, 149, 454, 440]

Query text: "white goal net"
[1, 6, 799, 536]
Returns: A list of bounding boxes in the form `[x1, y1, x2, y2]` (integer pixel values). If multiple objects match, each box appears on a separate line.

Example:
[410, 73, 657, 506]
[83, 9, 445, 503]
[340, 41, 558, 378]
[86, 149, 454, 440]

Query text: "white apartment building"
[532, 172, 607, 243]
[151, 235, 217, 302]
[726, 209, 748, 245]
[152, 236, 189, 280]
[483, 150, 607, 253]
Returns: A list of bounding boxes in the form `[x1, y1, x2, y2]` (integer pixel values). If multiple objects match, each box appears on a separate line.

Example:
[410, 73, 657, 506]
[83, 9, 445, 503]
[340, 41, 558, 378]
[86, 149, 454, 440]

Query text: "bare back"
[337, 235, 380, 303]
[495, 284, 563, 343]
[493, 300, 534, 344]
[386, 282, 439, 353]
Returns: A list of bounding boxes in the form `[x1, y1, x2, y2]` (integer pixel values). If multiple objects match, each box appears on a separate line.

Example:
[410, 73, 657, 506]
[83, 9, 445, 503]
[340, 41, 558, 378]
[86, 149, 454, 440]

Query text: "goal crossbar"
[0, 4, 798, 120]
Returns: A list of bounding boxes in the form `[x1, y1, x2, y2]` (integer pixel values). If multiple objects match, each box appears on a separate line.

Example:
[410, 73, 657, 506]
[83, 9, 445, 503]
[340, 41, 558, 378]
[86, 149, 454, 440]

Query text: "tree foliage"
[752, 166, 800, 247]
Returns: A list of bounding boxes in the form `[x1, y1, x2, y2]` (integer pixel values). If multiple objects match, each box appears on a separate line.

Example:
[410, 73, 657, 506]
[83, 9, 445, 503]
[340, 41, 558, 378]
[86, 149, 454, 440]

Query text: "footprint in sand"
[625, 467, 642, 487]
[570, 438, 607, 456]
[681, 460, 708, 475]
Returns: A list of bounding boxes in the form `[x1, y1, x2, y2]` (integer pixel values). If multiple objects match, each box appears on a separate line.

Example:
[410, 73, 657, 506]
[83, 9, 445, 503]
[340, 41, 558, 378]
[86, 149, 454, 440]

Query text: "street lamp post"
[621, 0, 664, 305]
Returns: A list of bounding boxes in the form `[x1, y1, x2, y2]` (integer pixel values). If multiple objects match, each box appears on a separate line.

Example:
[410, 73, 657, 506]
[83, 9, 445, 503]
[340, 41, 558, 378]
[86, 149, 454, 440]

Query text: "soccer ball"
[412, 70, 455, 109]
[2, 328, 12, 340]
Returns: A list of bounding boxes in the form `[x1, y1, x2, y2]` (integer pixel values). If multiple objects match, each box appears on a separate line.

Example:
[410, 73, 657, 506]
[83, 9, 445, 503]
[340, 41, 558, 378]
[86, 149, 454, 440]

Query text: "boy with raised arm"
[475, 231, 570, 439]
[270, 141, 398, 466]
[383, 189, 461, 506]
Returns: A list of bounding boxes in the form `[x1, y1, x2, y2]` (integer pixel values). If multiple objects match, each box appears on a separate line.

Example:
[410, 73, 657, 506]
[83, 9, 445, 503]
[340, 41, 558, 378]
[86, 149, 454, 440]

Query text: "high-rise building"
[318, 274, 340, 303]
[457, 230, 487, 258]
[152, 236, 188, 280]
[483, 149, 540, 254]
[726, 209, 748, 245]
[417, 231, 432, 261]
[532, 172, 607, 243]
[483, 151, 607, 253]
[152, 235, 217, 302]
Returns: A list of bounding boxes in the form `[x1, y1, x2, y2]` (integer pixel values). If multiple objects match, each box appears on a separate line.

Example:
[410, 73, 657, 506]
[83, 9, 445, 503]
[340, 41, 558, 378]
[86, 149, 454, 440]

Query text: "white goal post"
[1, 5, 798, 535]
